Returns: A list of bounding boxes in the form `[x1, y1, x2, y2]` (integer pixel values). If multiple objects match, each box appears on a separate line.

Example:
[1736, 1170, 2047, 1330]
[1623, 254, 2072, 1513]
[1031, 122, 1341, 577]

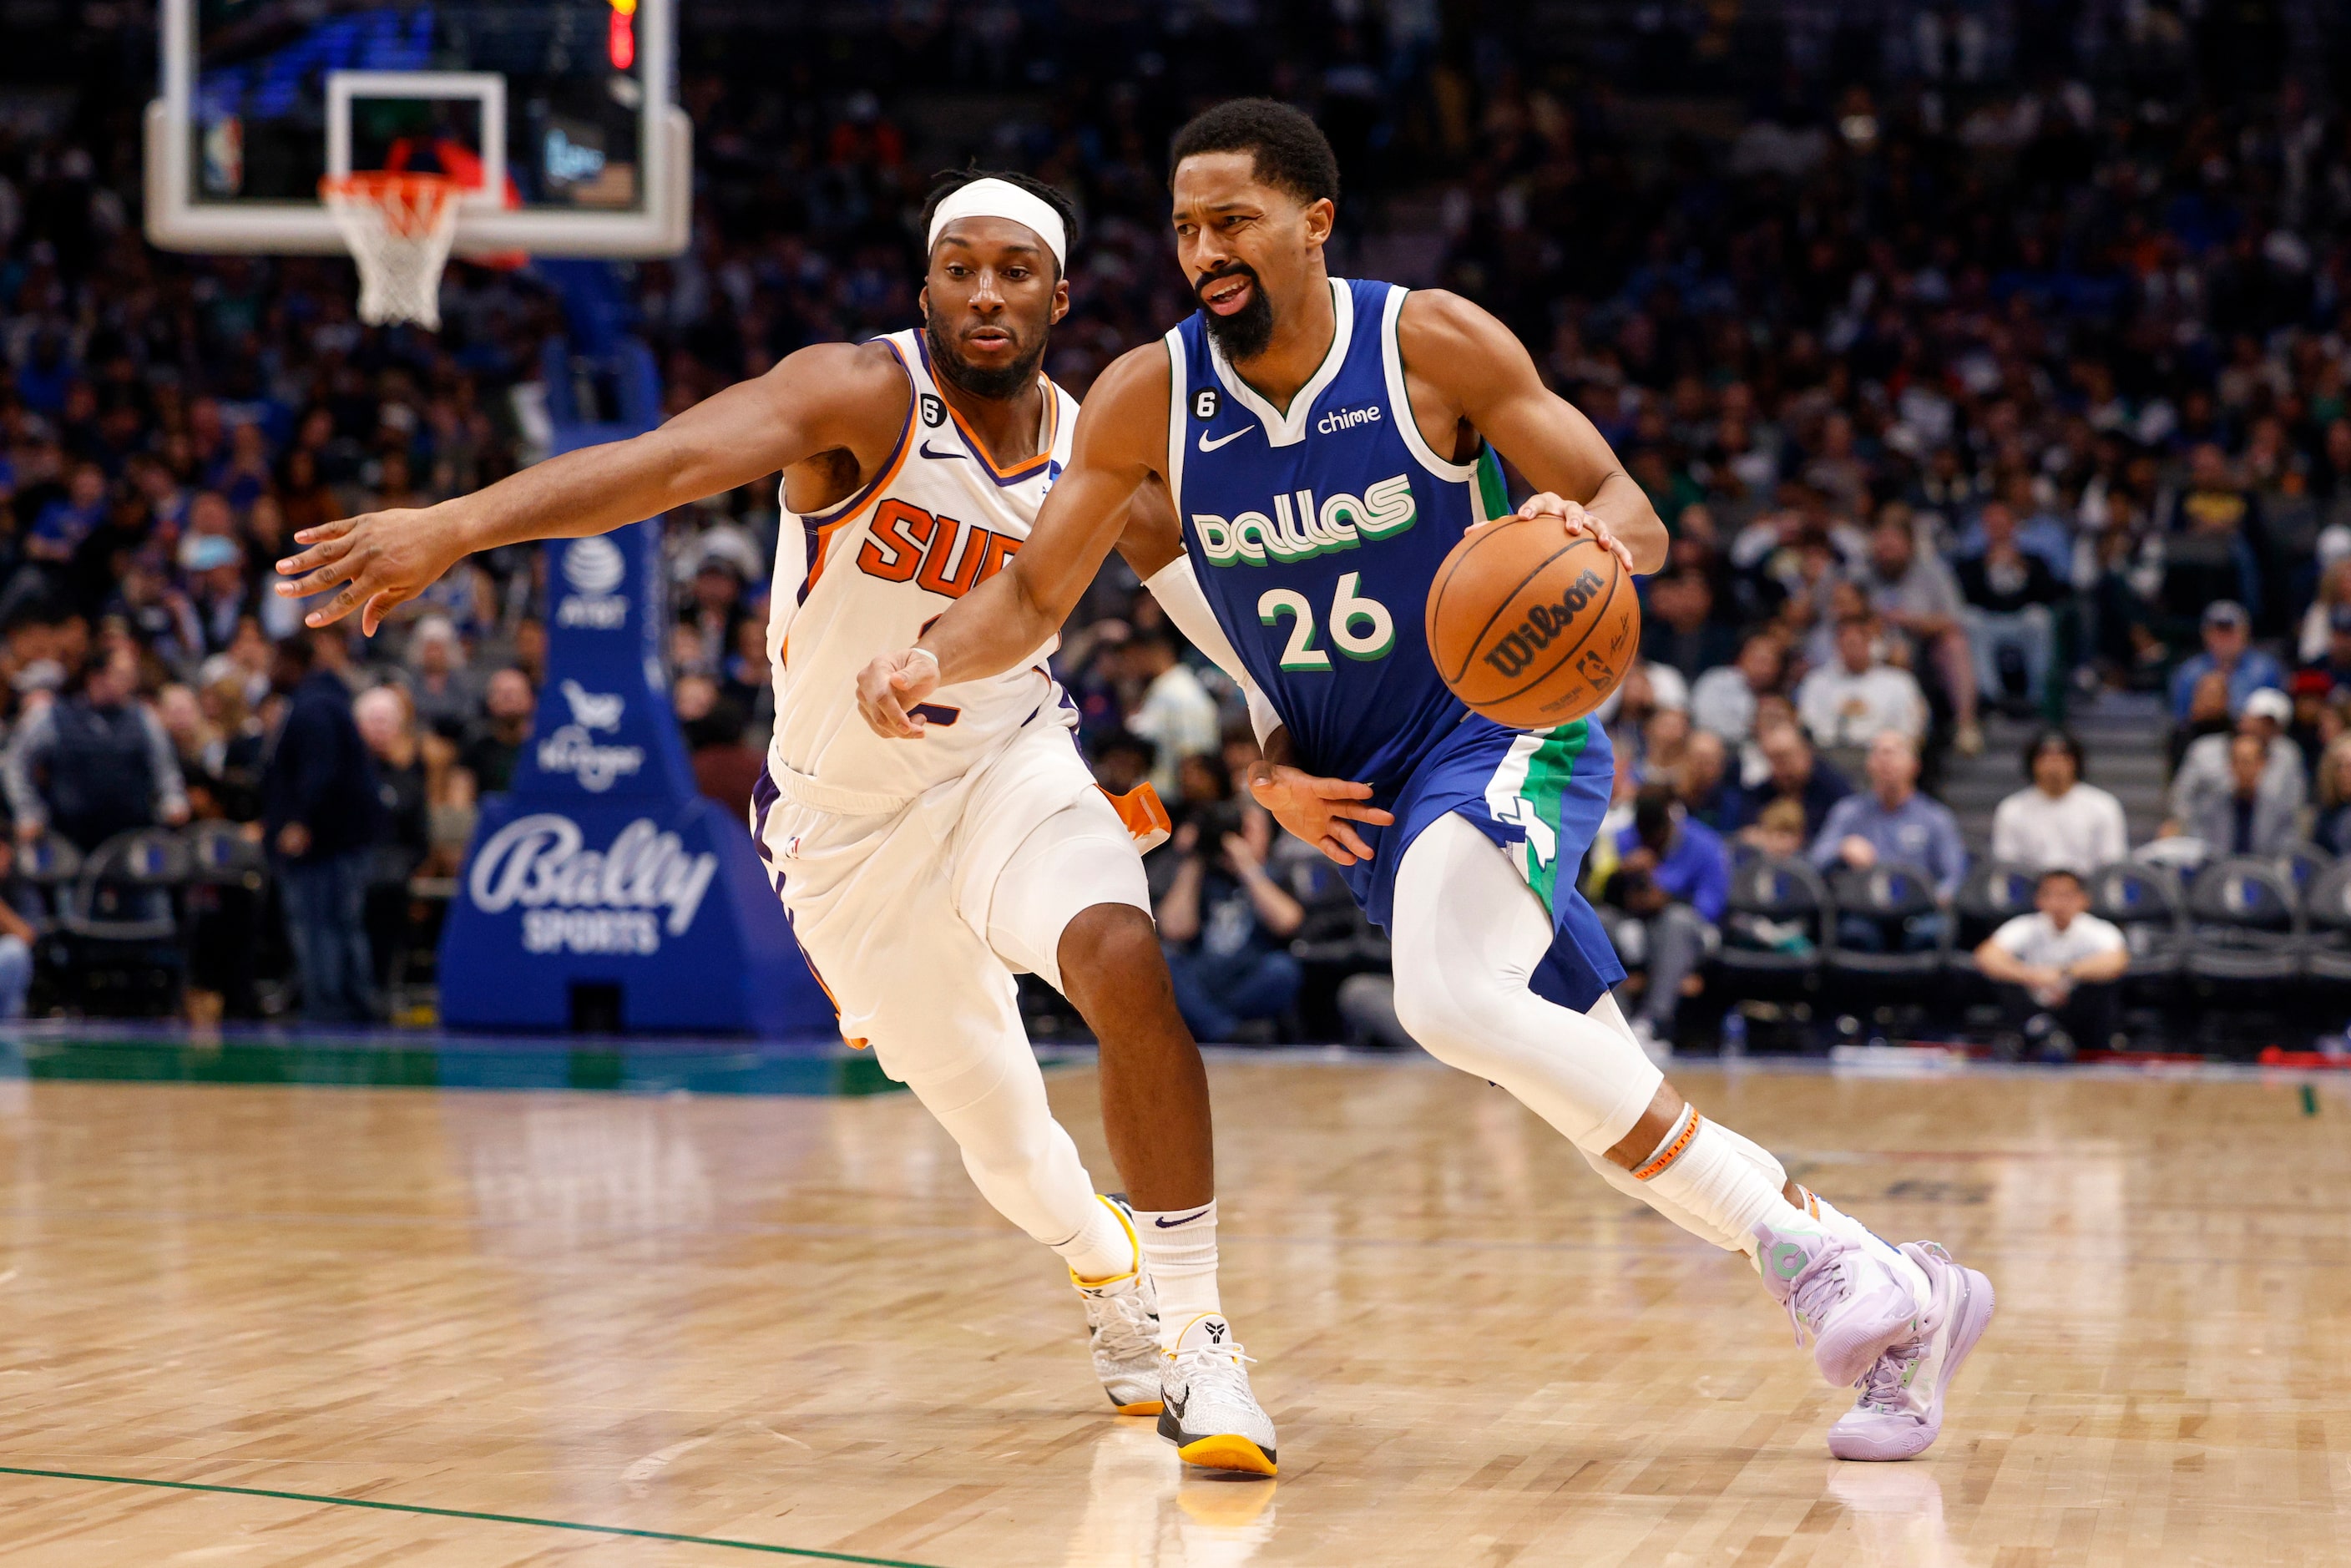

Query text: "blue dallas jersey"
[1165, 277, 1623, 1007]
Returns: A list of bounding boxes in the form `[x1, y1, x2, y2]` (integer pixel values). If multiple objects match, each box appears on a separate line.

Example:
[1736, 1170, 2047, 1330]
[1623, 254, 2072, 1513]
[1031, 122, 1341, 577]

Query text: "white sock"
[1792, 1183, 1933, 1311]
[1579, 1146, 1742, 1249]
[1131, 1199, 1221, 1345]
[1054, 1194, 1140, 1284]
[1632, 1108, 1818, 1265]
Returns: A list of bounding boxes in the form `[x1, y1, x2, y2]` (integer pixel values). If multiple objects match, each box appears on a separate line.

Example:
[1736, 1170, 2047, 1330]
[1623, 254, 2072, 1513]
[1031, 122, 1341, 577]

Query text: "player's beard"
[923, 311, 1046, 401]
[1196, 262, 1275, 362]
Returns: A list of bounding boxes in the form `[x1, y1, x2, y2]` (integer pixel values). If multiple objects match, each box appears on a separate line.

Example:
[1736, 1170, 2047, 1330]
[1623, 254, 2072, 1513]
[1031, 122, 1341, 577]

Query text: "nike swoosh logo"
[1197, 427, 1251, 453]
[918, 441, 967, 460]
[1165, 1390, 1188, 1421]
[1153, 1208, 1212, 1228]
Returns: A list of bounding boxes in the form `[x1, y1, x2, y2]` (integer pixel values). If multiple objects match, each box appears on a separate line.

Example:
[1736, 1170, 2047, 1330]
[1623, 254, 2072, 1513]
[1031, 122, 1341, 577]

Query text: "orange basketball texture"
[1424, 517, 1640, 729]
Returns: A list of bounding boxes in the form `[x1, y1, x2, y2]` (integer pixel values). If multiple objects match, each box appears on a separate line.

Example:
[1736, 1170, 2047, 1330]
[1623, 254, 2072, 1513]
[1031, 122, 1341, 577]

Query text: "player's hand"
[1244, 762, 1394, 867]
[856, 647, 941, 738]
[275, 505, 473, 636]
[1513, 492, 1636, 574]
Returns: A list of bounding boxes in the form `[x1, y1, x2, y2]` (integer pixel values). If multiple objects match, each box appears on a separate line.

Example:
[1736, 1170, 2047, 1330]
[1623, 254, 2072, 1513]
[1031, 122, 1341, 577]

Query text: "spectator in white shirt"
[1122, 628, 1221, 798]
[1990, 729, 2129, 874]
[1689, 631, 1786, 746]
[1974, 867, 2130, 1060]
[1795, 612, 1929, 750]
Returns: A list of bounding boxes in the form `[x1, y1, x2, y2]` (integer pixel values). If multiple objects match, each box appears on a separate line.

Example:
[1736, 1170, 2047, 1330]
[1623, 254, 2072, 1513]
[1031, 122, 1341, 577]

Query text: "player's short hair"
[1168, 98, 1339, 205]
[918, 168, 1079, 278]
[2036, 867, 2085, 894]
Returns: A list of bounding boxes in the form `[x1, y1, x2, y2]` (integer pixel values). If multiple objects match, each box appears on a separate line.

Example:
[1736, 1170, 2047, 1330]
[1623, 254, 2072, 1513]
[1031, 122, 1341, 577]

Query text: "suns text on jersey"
[855, 498, 1022, 599]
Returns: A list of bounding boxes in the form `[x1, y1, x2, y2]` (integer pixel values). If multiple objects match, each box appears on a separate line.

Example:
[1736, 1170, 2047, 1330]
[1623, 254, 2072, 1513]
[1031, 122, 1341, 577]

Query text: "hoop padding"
[320, 173, 462, 330]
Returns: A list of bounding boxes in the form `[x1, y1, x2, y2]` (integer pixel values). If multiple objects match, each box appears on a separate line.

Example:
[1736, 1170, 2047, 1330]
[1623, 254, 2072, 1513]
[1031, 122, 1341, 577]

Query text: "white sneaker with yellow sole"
[1155, 1313, 1277, 1476]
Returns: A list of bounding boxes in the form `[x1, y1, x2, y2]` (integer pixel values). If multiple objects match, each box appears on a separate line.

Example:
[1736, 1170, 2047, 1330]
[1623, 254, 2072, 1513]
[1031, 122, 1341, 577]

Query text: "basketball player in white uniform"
[275, 172, 1280, 1474]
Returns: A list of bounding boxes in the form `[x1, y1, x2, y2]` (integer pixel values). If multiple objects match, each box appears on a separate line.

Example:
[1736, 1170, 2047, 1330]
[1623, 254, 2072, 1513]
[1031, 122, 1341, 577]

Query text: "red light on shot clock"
[608, 0, 635, 69]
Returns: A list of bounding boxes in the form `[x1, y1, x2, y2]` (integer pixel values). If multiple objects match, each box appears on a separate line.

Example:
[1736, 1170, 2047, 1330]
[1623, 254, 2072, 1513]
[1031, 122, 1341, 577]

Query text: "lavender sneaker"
[1828, 1242, 1996, 1461]
[1752, 1220, 1923, 1386]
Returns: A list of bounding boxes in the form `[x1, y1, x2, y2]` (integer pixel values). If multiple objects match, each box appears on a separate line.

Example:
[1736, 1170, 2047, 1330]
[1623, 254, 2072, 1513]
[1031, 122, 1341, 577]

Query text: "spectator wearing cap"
[2303, 604, 2351, 696]
[3, 646, 190, 852]
[179, 531, 248, 657]
[1990, 730, 2128, 876]
[1809, 731, 1967, 948]
[2166, 686, 2307, 841]
[1795, 613, 1929, 750]
[2168, 600, 2284, 726]
[261, 635, 382, 1024]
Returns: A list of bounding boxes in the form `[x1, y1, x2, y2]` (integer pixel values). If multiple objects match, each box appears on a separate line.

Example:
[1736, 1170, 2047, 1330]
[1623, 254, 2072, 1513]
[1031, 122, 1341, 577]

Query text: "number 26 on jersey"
[1258, 573, 1395, 670]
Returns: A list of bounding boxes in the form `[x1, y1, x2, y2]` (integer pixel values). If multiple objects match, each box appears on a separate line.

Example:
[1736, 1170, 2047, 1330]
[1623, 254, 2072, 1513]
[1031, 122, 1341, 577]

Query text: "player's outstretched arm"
[1395, 291, 1669, 574]
[857, 343, 1170, 737]
[276, 341, 908, 635]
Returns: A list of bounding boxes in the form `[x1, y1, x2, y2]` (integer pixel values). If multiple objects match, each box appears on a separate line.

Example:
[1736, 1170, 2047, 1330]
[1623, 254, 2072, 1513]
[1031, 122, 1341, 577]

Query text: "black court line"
[0, 1465, 953, 1566]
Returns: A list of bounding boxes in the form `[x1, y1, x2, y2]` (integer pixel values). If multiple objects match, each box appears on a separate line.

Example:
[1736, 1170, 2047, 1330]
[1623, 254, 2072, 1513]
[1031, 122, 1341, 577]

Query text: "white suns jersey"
[764, 328, 1079, 814]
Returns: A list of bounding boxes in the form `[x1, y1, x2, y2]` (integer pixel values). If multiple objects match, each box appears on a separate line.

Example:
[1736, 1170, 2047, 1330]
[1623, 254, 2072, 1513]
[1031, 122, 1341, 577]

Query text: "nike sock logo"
[1153, 1208, 1212, 1228]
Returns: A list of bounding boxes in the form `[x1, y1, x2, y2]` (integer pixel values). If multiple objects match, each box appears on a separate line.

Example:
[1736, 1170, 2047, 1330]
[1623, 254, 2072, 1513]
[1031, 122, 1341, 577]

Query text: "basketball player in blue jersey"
[861, 101, 1995, 1463]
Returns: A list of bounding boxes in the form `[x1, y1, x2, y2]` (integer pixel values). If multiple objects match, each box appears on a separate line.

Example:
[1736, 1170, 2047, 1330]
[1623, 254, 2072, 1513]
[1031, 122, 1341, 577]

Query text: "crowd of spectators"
[4, 2, 2351, 1041]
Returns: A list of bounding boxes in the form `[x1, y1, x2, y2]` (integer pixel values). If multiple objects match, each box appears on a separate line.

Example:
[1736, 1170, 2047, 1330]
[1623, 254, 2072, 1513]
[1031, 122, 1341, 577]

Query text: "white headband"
[926, 178, 1068, 272]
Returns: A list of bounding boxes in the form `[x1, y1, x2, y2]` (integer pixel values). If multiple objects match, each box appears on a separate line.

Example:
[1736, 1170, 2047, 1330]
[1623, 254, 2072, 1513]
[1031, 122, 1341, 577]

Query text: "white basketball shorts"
[750, 717, 1154, 1085]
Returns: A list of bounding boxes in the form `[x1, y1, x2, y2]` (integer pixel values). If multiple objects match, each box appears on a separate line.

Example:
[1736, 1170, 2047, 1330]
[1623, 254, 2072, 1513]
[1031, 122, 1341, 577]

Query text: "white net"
[320, 173, 463, 331]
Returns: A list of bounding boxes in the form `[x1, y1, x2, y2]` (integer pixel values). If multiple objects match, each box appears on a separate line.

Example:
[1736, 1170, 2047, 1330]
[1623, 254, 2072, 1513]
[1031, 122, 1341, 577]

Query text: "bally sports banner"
[437, 514, 837, 1038]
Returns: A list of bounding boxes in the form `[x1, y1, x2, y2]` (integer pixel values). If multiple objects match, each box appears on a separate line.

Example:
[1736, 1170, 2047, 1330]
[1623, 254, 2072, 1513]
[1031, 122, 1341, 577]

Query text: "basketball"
[1424, 514, 1641, 729]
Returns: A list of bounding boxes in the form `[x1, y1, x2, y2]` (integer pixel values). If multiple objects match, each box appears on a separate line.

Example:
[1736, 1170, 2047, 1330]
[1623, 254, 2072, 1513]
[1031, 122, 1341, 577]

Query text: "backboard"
[146, 0, 690, 258]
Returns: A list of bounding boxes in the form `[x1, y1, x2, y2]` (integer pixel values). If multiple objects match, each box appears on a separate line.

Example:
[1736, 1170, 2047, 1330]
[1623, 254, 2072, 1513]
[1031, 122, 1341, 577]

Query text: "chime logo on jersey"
[1191, 473, 1416, 568]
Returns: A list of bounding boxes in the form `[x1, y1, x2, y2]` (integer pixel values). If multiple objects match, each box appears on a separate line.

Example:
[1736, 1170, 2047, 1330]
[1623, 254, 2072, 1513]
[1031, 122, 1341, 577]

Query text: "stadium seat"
[1945, 861, 2040, 989]
[1825, 861, 1946, 993]
[1711, 853, 1830, 1002]
[2182, 855, 2301, 991]
[2086, 859, 2187, 993]
[187, 821, 268, 891]
[55, 828, 193, 1016]
[2278, 842, 2334, 900]
[2300, 859, 2351, 990]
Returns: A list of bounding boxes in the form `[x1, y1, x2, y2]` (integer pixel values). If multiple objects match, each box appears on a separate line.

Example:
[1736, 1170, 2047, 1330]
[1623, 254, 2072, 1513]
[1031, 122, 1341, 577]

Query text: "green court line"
[0, 1465, 951, 1565]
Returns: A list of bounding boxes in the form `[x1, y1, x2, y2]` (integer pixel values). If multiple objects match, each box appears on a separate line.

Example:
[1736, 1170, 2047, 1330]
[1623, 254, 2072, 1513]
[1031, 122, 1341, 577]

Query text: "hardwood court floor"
[0, 1055, 2340, 1566]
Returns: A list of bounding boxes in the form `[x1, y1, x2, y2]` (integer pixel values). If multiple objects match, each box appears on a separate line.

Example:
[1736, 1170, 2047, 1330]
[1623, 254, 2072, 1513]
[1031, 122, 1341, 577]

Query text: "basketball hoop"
[320, 172, 462, 330]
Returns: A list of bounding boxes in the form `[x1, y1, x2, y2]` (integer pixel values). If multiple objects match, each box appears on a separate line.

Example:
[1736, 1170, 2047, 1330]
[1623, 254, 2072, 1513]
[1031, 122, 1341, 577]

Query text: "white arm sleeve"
[1143, 556, 1284, 746]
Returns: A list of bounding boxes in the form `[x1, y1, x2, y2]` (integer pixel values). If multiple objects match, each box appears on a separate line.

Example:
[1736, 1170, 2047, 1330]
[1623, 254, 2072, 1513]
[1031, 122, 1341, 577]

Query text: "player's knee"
[1057, 902, 1166, 1006]
[1391, 959, 1502, 1068]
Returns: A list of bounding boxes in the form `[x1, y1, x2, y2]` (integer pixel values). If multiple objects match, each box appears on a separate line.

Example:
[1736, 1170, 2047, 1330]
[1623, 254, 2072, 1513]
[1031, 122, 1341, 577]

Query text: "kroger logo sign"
[536, 680, 645, 792]
[557, 536, 629, 629]
[469, 813, 718, 956]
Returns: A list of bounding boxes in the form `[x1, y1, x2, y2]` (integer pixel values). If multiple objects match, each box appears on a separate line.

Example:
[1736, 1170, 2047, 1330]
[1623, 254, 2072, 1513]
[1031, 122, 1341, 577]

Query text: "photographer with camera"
[1155, 783, 1304, 1046]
